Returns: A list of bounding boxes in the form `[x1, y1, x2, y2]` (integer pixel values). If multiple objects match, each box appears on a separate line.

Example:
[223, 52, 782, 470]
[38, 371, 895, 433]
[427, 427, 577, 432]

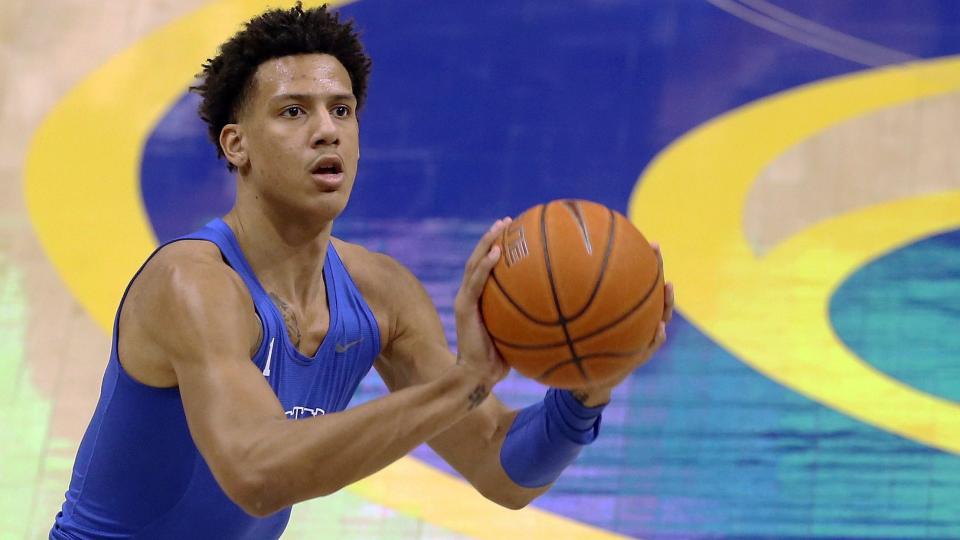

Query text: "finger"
[651, 241, 664, 273]
[463, 218, 509, 279]
[462, 243, 501, 302]
[648, 321, 667, 348]
[663, 282, 674, 323]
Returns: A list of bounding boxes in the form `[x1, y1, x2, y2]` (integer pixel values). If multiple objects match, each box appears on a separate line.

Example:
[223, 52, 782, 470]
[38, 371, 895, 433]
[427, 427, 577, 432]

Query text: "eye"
[332, 105, 352, 119]
[281, 106, 305, 118]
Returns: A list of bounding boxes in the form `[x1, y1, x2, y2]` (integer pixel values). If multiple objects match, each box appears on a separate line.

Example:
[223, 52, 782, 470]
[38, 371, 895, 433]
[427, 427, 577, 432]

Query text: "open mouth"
[310, 156, 343, 176]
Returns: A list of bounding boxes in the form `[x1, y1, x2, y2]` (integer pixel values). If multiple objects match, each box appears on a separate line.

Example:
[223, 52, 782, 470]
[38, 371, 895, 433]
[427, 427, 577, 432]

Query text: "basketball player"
[51, 3, 673, 538]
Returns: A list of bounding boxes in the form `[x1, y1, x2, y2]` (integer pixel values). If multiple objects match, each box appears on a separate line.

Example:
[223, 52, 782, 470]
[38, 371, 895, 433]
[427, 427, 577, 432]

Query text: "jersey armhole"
[113, 237, 268, 389]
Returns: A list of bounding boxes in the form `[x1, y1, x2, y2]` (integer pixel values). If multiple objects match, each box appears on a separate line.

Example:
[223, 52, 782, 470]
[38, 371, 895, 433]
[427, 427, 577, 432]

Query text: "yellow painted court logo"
[629, 55, 960, 456]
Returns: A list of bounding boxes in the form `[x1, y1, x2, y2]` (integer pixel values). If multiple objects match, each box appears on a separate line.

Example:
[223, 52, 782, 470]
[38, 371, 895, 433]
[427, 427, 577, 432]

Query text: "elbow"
[496, 490, 540, 510]
[486, 490, 538, 510]
[478, 481, 542, 510]
[221, 461, 348, 517]
[206, 422, 351, 516]
[223, 468, 283, 518]
[214, 449, 294, 518]
[494, 496, 533, 510]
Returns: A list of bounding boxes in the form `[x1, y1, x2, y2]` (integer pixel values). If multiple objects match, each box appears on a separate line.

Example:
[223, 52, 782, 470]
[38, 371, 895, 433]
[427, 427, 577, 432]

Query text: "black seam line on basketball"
[536, 348, 646, 382]
[491, 255, 662, 351]
[492, 335, 568, 349]
[487, 223, 564, 327]
[488, 269, 562, 327]
[568, 258, 663, 345]
[564, 207, 616, 323]
[542, 201, 588, 381]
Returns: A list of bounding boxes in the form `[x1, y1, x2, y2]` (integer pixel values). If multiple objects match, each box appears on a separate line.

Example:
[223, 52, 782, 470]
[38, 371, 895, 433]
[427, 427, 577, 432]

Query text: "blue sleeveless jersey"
[51, 219, 381, 539]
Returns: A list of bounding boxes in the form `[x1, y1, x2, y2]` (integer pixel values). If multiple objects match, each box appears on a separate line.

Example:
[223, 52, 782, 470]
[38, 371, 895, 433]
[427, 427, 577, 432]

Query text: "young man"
[51, 3, 673, 538]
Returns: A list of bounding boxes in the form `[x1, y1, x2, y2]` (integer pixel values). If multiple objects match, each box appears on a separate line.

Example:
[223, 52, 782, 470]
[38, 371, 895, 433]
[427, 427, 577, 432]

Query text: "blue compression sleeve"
[500, 389, 608, 488]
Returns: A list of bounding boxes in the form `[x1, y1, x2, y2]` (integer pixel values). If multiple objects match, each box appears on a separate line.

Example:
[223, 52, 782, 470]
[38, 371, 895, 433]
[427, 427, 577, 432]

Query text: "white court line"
[739, 0, 917, 64]
[707, 0, 918, 67]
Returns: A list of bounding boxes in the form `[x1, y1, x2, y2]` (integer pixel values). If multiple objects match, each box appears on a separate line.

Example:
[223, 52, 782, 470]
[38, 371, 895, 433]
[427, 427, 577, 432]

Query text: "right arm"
[126, 234, 505, 517]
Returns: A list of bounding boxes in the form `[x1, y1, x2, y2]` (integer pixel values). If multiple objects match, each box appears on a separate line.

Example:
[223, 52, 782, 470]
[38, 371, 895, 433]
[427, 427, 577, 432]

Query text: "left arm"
[372, 255, 545, 509]
[359, 237, 674, 509]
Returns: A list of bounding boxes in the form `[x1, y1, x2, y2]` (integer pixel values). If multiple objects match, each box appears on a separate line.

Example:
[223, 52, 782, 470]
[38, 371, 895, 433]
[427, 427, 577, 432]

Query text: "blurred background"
[3, 0, 960, 538]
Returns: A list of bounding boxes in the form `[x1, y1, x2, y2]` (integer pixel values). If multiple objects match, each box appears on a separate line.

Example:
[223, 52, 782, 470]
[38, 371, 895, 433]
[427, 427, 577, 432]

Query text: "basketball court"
[2, 0, 959, 538]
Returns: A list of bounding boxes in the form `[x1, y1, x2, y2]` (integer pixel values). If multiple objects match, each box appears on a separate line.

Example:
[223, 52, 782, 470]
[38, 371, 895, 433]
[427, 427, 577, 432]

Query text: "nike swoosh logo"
[335, 339, 363, 354]
[263, 337, 275, 377]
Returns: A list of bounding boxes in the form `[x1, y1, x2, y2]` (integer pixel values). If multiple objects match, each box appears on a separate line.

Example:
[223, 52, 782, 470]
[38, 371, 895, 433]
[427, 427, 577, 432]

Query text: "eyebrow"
[270, 93, 357, 104]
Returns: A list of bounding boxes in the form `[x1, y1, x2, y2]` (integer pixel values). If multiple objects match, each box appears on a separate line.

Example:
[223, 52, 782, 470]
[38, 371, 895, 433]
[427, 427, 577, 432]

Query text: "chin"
[306, 191, 350, 223]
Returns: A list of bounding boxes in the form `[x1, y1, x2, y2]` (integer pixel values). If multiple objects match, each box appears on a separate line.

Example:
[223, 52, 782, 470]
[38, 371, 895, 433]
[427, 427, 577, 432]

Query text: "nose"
[311, 110, 339, 148]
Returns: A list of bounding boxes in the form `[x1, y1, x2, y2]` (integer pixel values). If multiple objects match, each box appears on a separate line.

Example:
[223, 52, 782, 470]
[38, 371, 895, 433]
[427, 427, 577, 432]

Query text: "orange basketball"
[480, 199, 664, 389]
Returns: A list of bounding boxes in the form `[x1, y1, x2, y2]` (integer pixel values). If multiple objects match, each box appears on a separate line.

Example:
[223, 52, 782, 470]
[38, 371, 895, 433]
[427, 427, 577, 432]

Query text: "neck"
[223, 197, 332, 306]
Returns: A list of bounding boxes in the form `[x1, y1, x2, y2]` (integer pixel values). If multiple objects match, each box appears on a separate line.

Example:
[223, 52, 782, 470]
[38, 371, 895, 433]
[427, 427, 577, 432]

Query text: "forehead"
[250, 53, 353, 100]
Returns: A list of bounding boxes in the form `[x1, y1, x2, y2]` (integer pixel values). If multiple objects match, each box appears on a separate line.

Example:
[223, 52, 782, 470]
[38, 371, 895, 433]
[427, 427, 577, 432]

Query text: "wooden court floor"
[3, 1, 960, 539]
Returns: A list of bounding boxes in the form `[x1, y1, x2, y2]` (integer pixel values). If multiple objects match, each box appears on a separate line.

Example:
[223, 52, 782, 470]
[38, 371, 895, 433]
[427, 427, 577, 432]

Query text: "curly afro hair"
[192, 2, 372, 170]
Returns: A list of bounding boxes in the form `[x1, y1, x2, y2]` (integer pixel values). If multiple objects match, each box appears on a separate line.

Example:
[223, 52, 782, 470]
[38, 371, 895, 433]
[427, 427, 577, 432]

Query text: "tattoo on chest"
[269, 292, 301, 348]
[467, 384, 488, 410]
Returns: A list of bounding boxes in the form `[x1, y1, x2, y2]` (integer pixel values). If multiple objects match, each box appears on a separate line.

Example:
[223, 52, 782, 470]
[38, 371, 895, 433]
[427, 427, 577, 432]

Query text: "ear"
[220, 124, 247, 169]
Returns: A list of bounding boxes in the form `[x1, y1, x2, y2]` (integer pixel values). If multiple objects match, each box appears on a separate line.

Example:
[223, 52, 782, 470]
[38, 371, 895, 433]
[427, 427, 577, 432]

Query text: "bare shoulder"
[330, 237, 436, 344]
[119, 240, 260, 386]
[130, 240, 249, 308]
[331, 238, 421, 298]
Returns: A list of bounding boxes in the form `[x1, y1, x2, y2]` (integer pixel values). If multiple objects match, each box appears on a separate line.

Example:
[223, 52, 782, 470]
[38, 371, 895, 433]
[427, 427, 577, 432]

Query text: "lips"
[309, 155, 343, 175]
[308, 155, 345, 190]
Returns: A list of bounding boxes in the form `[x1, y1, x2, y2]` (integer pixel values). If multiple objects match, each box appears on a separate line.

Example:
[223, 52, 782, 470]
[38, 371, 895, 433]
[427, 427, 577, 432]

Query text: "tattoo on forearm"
[269, 292, 301, 348]
[467, 384, 488, 410]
